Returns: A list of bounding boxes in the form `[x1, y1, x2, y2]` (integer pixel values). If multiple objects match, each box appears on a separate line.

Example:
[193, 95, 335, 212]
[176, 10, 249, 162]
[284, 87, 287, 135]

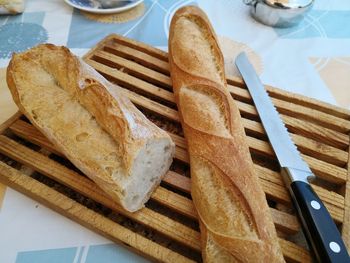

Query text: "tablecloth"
[0, 0, 349, 262]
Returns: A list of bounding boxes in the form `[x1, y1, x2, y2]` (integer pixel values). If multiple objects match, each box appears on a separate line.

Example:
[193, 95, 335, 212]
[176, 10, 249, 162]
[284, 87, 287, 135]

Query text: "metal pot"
[244, 0, 314, 28]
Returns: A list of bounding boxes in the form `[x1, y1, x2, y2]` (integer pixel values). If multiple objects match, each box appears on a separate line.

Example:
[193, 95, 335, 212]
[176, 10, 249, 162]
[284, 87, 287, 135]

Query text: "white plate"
[64, 0, 144, 14]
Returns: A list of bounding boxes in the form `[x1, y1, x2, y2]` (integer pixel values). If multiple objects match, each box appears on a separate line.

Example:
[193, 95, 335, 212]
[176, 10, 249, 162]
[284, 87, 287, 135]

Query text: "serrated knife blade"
[235, 52, 350, 263]
[236, 53, 311, 176]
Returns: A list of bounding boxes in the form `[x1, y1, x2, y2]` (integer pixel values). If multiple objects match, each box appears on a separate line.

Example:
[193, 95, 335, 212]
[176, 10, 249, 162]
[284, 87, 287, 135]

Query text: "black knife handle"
[290, 180, 350, 263]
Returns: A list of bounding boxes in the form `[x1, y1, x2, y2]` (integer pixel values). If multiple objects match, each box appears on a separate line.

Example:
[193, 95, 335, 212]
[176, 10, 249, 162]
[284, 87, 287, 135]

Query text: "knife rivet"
[329, 242, 341, 253]
[310, 200, 321, 210]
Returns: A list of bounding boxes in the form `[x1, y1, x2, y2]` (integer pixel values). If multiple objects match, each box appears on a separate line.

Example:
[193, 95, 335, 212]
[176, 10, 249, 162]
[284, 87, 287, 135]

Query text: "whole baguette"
[169, 6, 285, 262]
[7, 44, 175, 212]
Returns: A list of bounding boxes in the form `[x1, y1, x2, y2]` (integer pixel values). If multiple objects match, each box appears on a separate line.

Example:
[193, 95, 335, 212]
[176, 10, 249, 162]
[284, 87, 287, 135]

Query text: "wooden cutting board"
[0, 34, 349, 263]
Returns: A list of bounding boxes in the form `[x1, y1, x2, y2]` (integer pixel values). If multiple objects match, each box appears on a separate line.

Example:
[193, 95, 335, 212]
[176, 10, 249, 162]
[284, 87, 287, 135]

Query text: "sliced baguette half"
[7, 44, 175, 212]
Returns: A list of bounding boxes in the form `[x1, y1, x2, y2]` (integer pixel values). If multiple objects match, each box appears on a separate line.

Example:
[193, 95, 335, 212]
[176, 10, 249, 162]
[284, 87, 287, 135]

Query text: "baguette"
[7, 44, 175, 212]
[169, 6, 285, 262]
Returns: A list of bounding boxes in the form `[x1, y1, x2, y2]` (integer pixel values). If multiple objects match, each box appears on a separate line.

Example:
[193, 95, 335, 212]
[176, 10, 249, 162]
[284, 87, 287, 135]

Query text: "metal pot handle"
[243, 0, 258, 6]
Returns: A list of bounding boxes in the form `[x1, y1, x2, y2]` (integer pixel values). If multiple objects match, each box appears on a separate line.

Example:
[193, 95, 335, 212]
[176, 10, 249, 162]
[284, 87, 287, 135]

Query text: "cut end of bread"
[121, 138, 175, 212]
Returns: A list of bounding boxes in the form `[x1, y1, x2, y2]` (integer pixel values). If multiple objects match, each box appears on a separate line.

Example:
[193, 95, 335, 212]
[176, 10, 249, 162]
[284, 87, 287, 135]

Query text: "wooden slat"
[311, 184, 344, 209]
[93, 50, 172, 89]
[175, 147, 190, 163]
[242, 118, 266, 138]
[271, 209, 300, 234]
[9, 120, 63, 157]
[152, 186, 196, 220]
[168, 132, 187, 149]
[0, 111, 21, 134]
[121, 86, 180, 122]
[302, 154, 347, 184]
[228, 83, 254, 102]
[9, 120, 344, 223]
[229, 84, 350, 133]
[0, 162, 194, 263]
[243, 114, 348, 151]
[279, 238, 312, 263]
[260, 178, 291, 205]
[87, 59, 175, 104]
[291, 134, 348, 166]
[111, 34, 169, 62]
[236, 100, 349, 149]
[163, 171, 191, 193]
[103, 44, 169, 75]
[272, 98, 350, 133]
[282, 115, 349, 150]
[227, 76, 350, 121]
[247, 134, 348, 168]
[266, 85, 350, 121]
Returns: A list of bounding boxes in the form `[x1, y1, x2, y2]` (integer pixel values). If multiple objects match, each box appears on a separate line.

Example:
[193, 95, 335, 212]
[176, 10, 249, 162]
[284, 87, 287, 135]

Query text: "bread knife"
[235, 52, 350, 263]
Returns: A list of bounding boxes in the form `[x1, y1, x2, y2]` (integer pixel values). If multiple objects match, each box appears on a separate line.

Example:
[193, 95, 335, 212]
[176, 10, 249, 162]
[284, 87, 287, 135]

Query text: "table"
[0, 0, 349, 262]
